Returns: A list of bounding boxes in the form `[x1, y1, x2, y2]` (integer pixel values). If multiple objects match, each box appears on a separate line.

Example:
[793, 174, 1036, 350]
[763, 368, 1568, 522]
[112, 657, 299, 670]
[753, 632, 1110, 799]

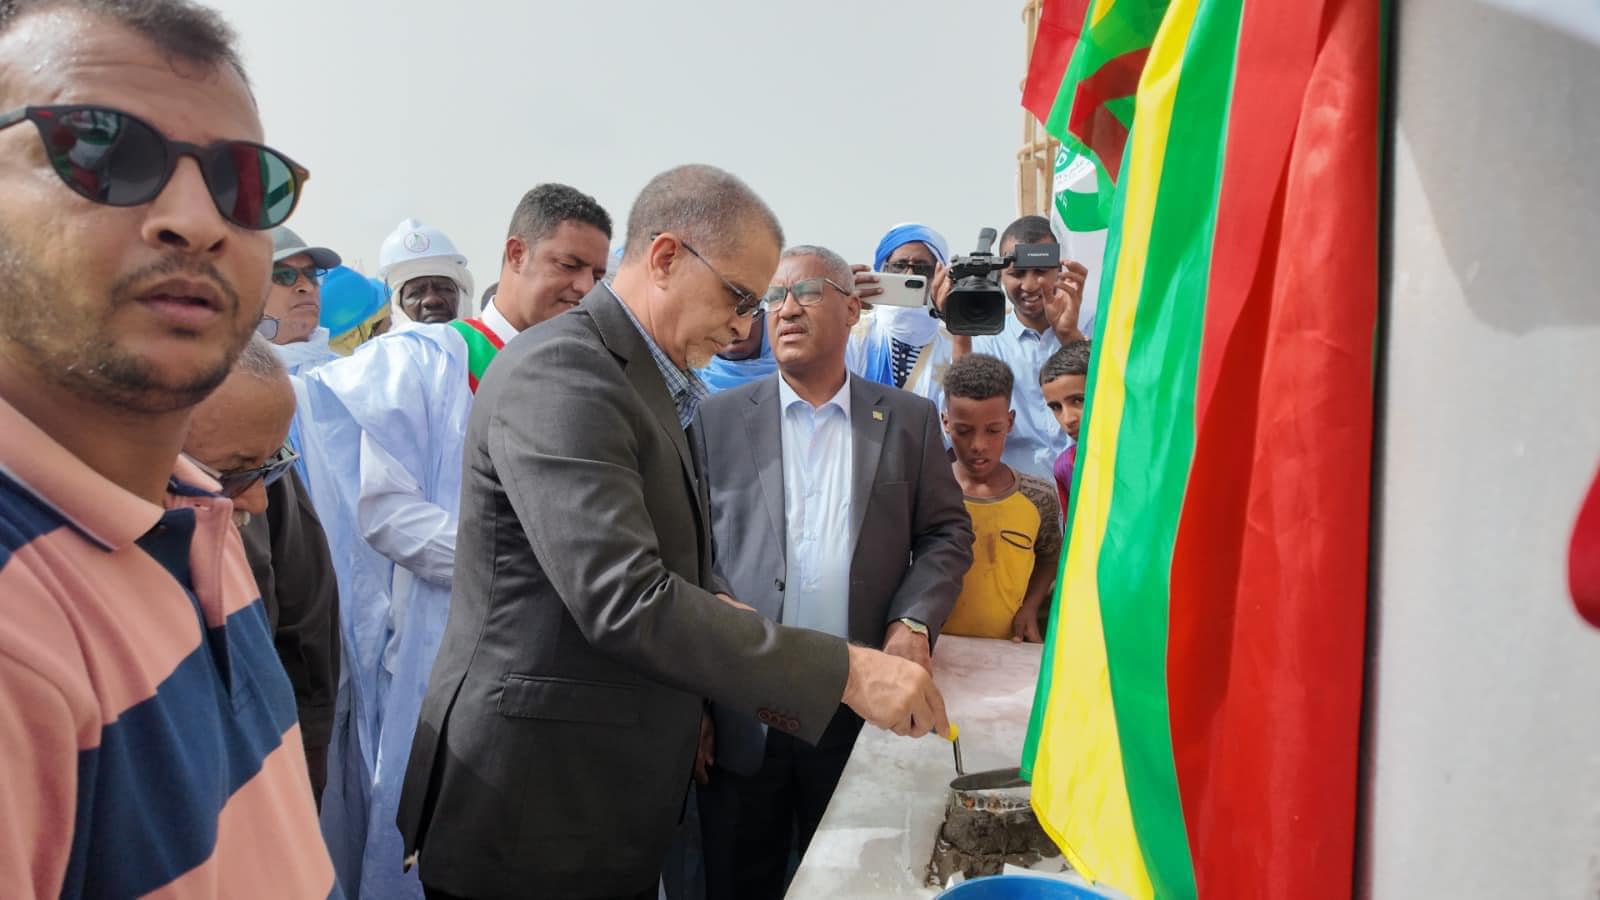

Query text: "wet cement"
[924, 783, 1062, 886]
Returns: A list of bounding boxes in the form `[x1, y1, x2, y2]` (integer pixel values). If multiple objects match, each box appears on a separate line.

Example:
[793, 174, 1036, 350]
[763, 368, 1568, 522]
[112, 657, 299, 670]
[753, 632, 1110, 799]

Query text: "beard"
[0, 229, 250, 415]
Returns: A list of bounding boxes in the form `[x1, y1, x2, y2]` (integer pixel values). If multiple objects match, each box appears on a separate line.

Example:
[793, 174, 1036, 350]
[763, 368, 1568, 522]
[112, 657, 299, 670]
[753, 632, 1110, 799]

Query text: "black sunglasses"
[189, 445, 299, 499]
[0, 104, 309, 230]
[272, 263, 326, 287]
[653, 233, 762, 317]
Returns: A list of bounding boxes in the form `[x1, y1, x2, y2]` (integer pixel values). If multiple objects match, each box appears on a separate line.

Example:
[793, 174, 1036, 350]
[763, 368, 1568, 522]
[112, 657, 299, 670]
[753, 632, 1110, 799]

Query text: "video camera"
[936, 228, 1061, 336]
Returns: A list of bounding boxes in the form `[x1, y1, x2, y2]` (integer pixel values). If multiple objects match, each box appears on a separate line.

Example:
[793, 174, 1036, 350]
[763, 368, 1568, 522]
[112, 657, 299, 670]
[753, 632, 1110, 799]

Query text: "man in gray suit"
[691, 246, 974, 899]
[397, 165, 950, 900]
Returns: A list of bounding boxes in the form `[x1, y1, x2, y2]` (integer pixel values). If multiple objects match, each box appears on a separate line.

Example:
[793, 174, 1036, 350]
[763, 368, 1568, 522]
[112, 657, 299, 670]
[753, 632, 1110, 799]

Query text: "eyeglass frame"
[651, 232, 763, 317]
[271, 263, 326, 288]
[763, 276, 854, 311]
[882, 258, 937, 277]
[187, 444, 299, 499]
[0, 103, 310, 231]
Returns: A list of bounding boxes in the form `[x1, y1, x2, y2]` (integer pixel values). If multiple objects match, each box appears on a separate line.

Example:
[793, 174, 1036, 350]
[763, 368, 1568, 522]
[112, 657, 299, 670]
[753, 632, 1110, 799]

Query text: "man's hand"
[693, 709, 715, 785]
[1045, 260, 1090, 344]
[932, 263, 976, 357]
[1011, 606, 1044, 644]
[841, 644, 950, 738]
[882, 620, 932, 672]
[852, 263, 883, 307]
[929, 262, 951, 314]
[715, 592, 755, 612]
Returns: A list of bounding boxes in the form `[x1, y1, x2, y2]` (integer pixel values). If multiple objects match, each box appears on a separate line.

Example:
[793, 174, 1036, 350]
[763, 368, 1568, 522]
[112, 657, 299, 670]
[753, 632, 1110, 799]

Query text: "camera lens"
[907, 278, 925, 289]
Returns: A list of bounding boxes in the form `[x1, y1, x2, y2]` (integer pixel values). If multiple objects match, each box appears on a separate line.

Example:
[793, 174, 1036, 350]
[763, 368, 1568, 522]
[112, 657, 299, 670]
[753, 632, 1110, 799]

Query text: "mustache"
[110, 255, 241, 313]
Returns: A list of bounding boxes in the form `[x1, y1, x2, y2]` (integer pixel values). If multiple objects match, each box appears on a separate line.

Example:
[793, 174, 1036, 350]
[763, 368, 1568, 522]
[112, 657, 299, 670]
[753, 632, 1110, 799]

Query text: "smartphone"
[869, 271, 931, 308]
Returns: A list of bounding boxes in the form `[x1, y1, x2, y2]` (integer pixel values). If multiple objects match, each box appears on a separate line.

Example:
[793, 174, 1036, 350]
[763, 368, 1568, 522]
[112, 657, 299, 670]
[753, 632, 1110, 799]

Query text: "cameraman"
[938, 215, 1089, 482]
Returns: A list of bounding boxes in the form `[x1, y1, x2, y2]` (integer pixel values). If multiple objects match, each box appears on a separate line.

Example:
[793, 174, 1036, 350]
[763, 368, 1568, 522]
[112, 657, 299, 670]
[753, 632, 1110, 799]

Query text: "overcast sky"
[214, 0, 1030, 291]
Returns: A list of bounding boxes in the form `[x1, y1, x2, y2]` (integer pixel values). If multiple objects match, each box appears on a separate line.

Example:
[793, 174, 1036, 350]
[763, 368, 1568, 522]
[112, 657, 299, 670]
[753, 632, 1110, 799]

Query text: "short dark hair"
[1040, 339, 1091, 385]
[1000, 214, 1056, 250]
[944, 353, 1014, 404]
[623, 164, 784, 262]
[0, 0, 249, 88]
[481, 282, 498, 305]
[506, 183, 612, 246]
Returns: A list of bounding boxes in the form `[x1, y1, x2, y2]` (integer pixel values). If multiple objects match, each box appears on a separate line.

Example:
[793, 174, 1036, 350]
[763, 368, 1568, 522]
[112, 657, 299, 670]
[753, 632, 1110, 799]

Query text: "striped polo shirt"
[0, 395, 339, 898]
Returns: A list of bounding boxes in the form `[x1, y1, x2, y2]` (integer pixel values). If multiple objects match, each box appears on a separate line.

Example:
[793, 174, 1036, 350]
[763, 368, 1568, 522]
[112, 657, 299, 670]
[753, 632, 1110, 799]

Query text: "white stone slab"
[787, 635, 1044, 899]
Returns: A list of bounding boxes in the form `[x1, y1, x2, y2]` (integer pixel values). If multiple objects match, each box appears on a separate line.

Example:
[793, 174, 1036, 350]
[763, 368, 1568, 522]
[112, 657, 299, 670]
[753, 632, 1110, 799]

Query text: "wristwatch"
[897, 618, 929, 637]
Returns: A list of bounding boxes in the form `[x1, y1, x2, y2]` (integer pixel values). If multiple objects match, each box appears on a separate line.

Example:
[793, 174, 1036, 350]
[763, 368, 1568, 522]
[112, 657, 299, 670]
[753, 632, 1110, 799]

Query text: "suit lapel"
[586, 286, 699, 489]
[745, 378, 786, 555]
[848, 375, 888, 555]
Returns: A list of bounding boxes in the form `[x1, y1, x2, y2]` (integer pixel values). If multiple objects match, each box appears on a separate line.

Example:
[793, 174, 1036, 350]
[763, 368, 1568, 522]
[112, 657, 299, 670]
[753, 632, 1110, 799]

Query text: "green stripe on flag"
[1023, 154, 1135, 782]
[1092, 1, 1246, 897]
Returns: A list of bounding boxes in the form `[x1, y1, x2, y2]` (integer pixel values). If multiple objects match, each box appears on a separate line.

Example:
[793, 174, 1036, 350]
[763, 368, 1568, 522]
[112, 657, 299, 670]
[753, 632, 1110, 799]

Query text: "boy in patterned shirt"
[940, 354, 1062, 642]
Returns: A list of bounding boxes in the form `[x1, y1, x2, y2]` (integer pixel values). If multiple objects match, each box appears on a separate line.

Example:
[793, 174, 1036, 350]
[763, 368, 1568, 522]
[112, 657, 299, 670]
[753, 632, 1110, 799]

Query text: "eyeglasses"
[189, 445, 299, 499]
[0, 104, 309, 230]
[763, 277, 853, 310]
[883, 259, 936, 277]
[663, 235, 762, 317]
[256, 314, 280, 340]
[271, 263, 325, 287]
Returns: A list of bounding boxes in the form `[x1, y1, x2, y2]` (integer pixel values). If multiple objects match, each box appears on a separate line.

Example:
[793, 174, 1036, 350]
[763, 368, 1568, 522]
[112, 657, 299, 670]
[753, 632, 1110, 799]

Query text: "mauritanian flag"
[1019, 0, 1385, 897]
[1023, 0, 1169, 228]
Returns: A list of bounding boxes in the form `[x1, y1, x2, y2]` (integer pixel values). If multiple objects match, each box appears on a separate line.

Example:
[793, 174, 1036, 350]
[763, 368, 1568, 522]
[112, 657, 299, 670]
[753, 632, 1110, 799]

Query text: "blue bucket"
[935, 873, 1115, 899]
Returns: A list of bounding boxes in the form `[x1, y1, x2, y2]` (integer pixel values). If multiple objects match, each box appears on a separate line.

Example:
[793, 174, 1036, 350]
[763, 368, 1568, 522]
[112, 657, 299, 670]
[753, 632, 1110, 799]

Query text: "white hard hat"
[377, 218, 475, 320]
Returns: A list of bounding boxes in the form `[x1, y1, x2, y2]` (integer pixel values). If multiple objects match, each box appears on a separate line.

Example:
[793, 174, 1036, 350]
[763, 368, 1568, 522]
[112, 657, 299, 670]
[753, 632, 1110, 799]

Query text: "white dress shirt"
[478, 298, 519, 345]
[778, 374, 854, 639]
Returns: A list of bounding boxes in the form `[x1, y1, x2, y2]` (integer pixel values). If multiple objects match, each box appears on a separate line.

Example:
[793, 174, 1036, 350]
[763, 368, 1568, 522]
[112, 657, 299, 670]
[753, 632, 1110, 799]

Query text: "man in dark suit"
[691, 245, 974, 899]
[397, 165, 951, 900]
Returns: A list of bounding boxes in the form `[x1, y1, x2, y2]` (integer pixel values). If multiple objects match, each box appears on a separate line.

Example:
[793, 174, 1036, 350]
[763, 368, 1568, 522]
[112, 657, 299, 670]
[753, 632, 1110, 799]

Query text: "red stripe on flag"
[461, 317, 506, 350]
[1023, 0, 1092, 124]
[1166, 0, 1379, 896]
[1068, 48, 1150, 180]
[1571, 462, 1600, 628]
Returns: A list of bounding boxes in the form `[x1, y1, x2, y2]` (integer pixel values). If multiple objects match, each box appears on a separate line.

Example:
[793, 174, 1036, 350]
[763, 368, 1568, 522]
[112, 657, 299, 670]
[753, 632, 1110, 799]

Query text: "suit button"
[784, 718, 800, 733]
[774, 579, 785, 592]
[757, 709, 774, 724]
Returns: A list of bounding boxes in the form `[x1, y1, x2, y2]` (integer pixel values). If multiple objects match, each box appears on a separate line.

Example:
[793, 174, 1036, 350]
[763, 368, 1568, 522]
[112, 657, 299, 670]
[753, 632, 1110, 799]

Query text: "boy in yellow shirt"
[940, 354, 1062, 642]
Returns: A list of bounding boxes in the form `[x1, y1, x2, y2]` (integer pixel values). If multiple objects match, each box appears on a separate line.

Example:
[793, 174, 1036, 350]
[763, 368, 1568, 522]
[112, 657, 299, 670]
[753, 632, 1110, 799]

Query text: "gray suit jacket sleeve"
[490, 335, 848, 744]
[885, 397, 973, 641]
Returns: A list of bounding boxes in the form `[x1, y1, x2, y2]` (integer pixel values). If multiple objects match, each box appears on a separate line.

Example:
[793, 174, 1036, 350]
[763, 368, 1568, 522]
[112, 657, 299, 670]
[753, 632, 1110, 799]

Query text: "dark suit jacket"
[240, 468, 338, 799]
[396, 286, 851, 899]
[692, 374, 973, 774]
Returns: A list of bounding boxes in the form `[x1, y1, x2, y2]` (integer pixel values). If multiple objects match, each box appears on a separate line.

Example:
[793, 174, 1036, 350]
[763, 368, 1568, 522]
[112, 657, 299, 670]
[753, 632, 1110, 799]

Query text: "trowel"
[945, 722, 1028, 791]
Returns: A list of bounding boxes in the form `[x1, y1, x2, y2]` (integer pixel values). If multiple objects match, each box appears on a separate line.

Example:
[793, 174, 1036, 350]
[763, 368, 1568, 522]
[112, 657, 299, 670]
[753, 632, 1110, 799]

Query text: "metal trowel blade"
[949, 768, 1029, 792]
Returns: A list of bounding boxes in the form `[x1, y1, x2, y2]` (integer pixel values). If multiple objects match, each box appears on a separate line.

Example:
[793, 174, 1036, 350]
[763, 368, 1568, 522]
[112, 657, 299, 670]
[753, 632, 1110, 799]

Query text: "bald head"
[621, 164, 783, 262]
[185, 336, 294, 487]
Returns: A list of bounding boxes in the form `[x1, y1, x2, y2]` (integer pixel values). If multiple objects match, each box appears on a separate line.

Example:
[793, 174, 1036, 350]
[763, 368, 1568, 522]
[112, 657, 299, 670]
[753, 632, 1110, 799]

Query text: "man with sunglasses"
[296, 183, 612, 900]
[184, 336, 339, 808]
[691, 246, 972, 899]
[262, 225, 341, 365]
[399, 165, 952, 900]
[0, 1, 335, 897]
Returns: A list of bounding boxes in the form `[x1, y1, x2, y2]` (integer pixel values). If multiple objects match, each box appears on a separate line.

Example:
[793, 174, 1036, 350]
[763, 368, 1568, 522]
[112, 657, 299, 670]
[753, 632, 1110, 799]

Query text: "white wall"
[212, 0, 1028, 291]
[1363, 2, 1600, 896]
